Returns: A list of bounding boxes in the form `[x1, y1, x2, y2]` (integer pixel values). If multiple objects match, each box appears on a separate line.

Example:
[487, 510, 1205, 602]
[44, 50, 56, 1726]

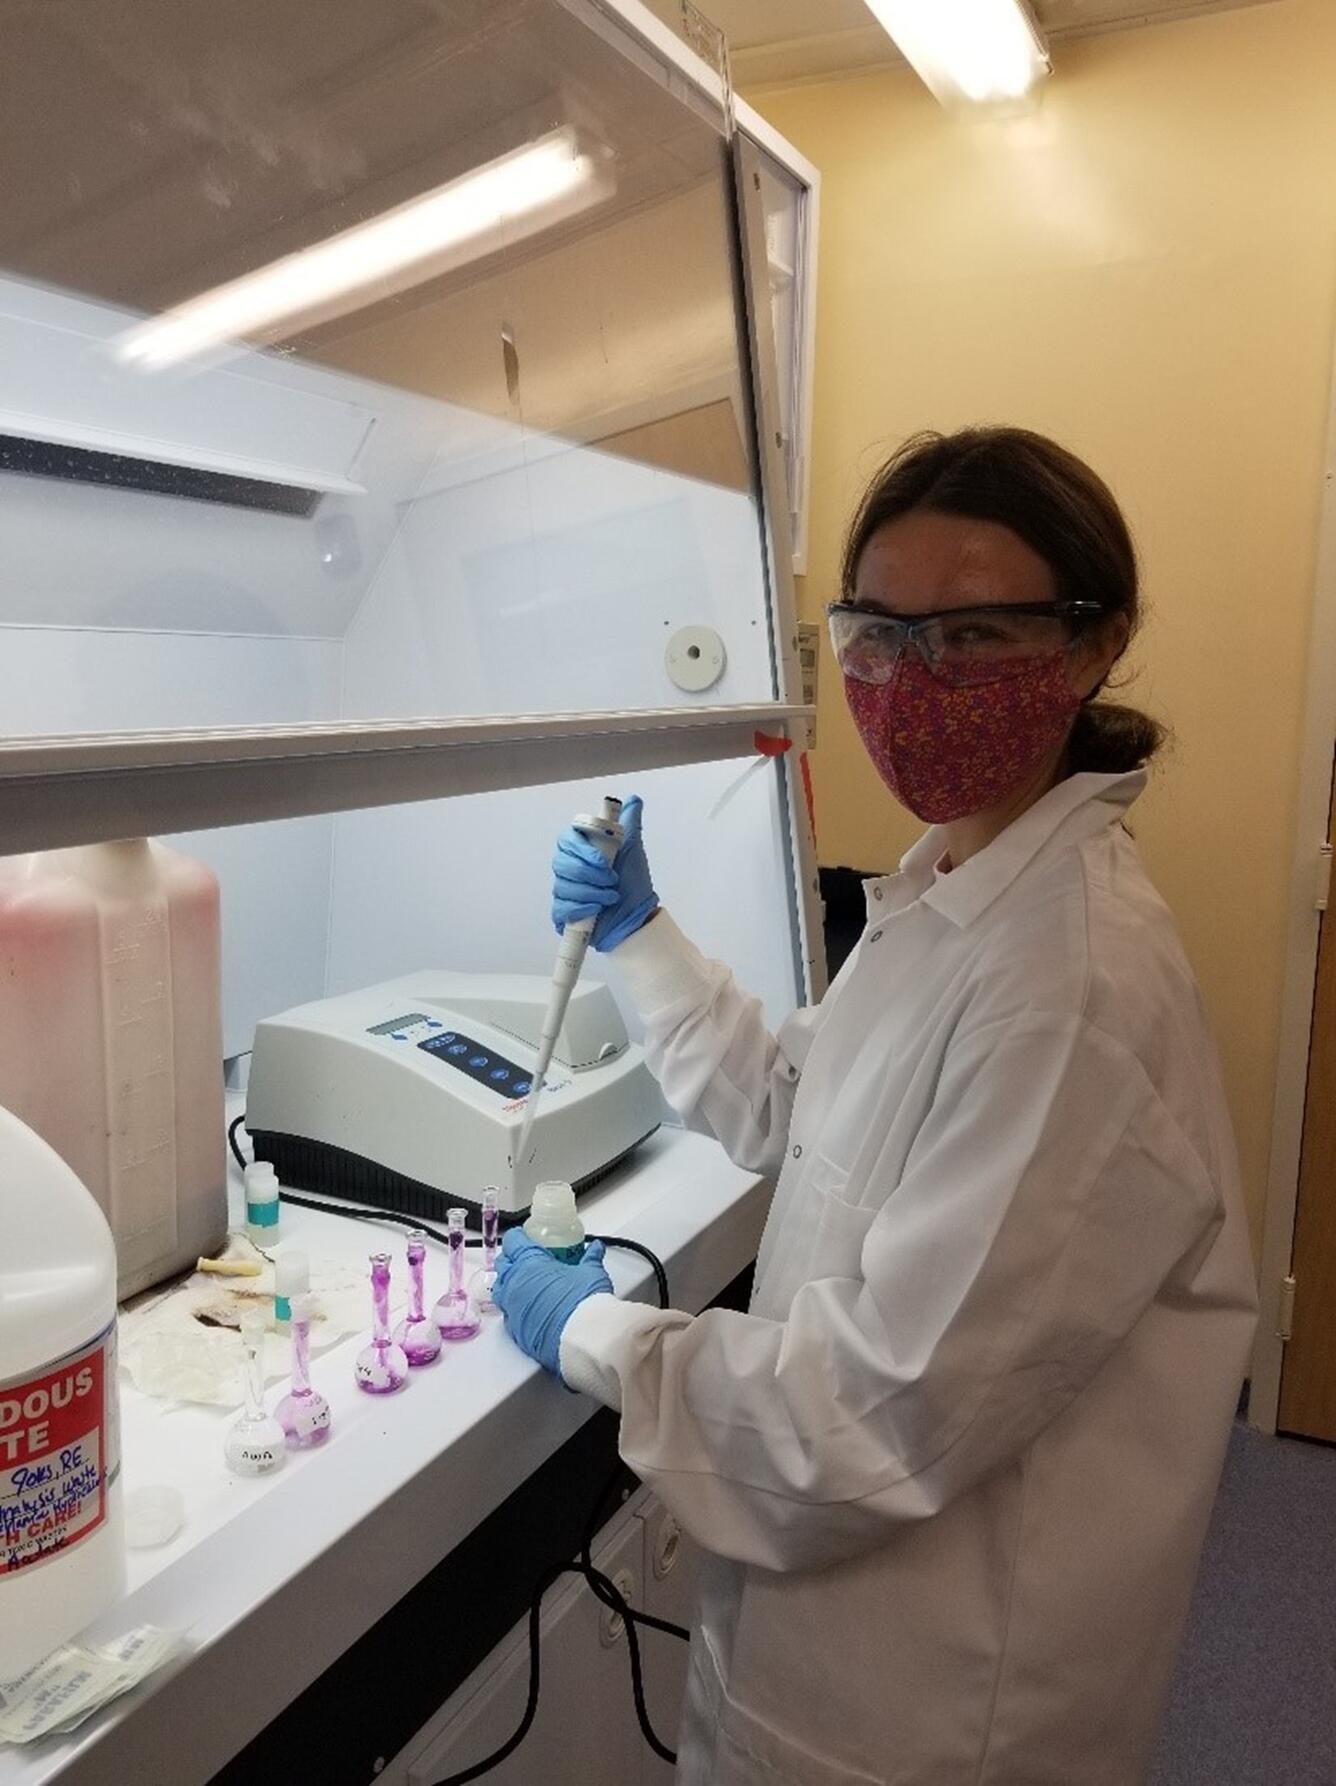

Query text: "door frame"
[1251, 347, 1336, 1432]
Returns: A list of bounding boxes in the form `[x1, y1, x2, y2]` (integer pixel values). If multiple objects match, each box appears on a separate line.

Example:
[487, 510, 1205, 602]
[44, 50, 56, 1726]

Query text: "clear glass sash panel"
[0, 0, 774, 739]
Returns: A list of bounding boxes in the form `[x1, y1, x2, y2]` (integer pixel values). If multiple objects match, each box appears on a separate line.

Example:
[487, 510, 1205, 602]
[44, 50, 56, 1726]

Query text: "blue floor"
[1149, 1421, 1336, 1784]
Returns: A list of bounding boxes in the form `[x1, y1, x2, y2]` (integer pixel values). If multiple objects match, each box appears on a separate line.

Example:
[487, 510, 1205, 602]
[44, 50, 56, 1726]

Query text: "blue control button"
[416, 1026, 528, 1097]
[390, 1032, 408, 1042]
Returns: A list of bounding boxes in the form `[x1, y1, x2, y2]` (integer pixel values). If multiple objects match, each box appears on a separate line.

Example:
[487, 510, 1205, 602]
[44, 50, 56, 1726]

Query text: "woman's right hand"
[551, 793, 659, 952]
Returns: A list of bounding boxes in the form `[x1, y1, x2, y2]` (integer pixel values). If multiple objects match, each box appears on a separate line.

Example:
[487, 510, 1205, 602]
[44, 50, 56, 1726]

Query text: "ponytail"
[1068, 701, 1166, 775]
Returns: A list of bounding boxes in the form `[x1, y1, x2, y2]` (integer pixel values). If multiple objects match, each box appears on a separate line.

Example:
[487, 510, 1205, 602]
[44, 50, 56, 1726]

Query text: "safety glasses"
[826, 599, 1103, 686]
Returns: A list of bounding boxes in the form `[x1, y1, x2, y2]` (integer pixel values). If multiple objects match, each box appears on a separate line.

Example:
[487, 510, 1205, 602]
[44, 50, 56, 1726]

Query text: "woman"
[495, 427, 1258, 1786]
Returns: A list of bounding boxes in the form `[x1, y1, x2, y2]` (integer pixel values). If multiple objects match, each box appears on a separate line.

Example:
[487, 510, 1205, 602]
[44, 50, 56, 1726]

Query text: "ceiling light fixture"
[864, 0, 1051, 108]
[117, 127, 607, 371]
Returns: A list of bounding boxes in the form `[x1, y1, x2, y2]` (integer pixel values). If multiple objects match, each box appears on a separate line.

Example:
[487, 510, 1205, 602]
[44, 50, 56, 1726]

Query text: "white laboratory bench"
[2, 1127, 769, 1786]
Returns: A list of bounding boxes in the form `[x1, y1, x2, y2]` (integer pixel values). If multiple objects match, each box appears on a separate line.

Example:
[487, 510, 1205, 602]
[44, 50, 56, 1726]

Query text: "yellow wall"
[750, 0, 1336, 1252]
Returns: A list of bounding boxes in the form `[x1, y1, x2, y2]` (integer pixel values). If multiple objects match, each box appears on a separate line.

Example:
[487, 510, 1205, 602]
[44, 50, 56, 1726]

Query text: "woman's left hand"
[493, 1229, 614, 1379]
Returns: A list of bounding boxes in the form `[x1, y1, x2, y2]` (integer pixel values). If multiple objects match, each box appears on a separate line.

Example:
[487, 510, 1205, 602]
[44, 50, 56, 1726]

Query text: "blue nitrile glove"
[551, 793, 658, 952]
[493, 1229, 614, 1380]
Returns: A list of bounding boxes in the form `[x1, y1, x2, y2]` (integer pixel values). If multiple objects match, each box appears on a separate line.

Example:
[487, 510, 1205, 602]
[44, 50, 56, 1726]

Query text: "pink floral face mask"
[844, 650, 1082, 823]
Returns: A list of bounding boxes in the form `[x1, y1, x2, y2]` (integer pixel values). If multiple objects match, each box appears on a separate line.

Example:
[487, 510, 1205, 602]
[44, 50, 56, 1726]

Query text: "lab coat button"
[792, 1143, 803, 1159]
[873, 886, 883, 900]
[868, 929, 883, 944]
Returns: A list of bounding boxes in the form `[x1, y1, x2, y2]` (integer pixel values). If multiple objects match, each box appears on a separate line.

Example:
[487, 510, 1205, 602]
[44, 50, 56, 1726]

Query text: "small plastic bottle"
[524, 1181, 586, 1264]
[273, 1248, 308, 1330]
[245, 1161, 281, 1244]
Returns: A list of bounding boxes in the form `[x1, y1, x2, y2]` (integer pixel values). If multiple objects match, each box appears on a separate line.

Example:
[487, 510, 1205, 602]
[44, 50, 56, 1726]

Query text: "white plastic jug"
[0, 1103, 125, 1681]
[0, 839, 227, 1298]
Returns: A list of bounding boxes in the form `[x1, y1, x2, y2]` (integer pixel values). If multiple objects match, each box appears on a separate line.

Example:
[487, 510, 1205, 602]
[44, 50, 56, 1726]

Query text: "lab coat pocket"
[756, 1154, 874, 1319]
[809, 1157, 876, 1284]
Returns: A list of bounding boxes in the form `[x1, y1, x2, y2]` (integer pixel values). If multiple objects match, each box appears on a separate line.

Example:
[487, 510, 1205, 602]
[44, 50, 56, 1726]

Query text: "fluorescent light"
[865, 0, 1050, 108]
[117, 128, 607, 370]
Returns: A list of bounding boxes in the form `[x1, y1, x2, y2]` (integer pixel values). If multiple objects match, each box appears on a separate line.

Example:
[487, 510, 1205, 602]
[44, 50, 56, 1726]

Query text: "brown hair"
[840, 427, 1165, 775]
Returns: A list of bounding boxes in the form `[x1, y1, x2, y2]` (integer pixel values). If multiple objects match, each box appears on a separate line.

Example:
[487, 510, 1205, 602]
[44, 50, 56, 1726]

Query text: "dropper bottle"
[245, 1161, 280, 1244]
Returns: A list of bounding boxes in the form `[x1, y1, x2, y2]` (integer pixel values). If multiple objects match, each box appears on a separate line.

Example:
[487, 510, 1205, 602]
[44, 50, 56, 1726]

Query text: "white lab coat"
[560, 770, 1258, 1786]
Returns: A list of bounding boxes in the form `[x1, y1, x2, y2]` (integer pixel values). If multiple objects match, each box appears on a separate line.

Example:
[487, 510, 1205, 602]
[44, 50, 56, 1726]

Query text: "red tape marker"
[753, 730, 792, 758]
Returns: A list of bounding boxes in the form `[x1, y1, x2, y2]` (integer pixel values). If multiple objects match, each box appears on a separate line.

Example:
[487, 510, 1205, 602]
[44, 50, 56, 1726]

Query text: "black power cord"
[231, 1114, 478, 1250]
[228, 1118, 673, 1300]
[225, 1111, 690, 1776]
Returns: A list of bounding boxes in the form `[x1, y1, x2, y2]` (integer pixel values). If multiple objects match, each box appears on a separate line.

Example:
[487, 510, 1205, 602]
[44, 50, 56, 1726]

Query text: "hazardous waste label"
[0, 1326, 115, 1575]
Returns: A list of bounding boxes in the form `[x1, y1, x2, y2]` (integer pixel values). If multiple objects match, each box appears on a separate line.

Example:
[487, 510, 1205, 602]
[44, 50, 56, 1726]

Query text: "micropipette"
[513, 794, 624, 1173]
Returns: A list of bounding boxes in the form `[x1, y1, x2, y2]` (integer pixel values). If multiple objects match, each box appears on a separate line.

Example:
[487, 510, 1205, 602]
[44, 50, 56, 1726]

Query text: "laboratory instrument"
[245, 1161, 281, 1243]
[224, 1309, 286, 1476]
[246, 970, 661, 1218]
[273, 1248, 309, 1328]
[434, 1210, 482, 1342]
[515, 797, 625, 1169]
[0, 839, 226, 1300]
[524, 1180, 587, 1264]
[276, 1294, 331, 1448]
[394, 1231, 442, 1366]
[471, 1187, 501, 1312]
[0, 1103, 125, 1681]
[355, 1253, 409, 1394]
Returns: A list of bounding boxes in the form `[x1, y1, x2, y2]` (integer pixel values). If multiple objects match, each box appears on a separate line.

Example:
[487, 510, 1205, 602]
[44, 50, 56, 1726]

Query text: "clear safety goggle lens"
[827, 604, 1092, 686]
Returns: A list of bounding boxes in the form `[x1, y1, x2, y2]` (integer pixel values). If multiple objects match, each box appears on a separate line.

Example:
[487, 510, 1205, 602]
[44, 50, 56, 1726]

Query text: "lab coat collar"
[865, 771, 1147, 931]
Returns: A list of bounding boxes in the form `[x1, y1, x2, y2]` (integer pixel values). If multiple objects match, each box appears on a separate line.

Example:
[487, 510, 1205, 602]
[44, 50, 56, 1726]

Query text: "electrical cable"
[430, 1259, 688, 1783]
[229, 1123, 676, 1293]
[230, 1114, 477, 1249]
[226, 1109, 689, 1776]
[429, 1556, 677, 1786]
[579, 1463, 690, 1642]
[431, 1466, 688, 1784]
[589, 1233, 668, 1311]
[227, 1112, 248, 1172]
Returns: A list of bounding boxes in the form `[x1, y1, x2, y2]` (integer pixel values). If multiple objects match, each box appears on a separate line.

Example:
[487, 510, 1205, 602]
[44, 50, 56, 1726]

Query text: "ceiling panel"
[641, 0, 1282, 86]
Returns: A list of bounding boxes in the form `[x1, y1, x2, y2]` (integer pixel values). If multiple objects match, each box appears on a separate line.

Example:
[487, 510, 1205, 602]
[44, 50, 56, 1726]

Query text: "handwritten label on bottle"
[0, 1326, 115, 1575]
